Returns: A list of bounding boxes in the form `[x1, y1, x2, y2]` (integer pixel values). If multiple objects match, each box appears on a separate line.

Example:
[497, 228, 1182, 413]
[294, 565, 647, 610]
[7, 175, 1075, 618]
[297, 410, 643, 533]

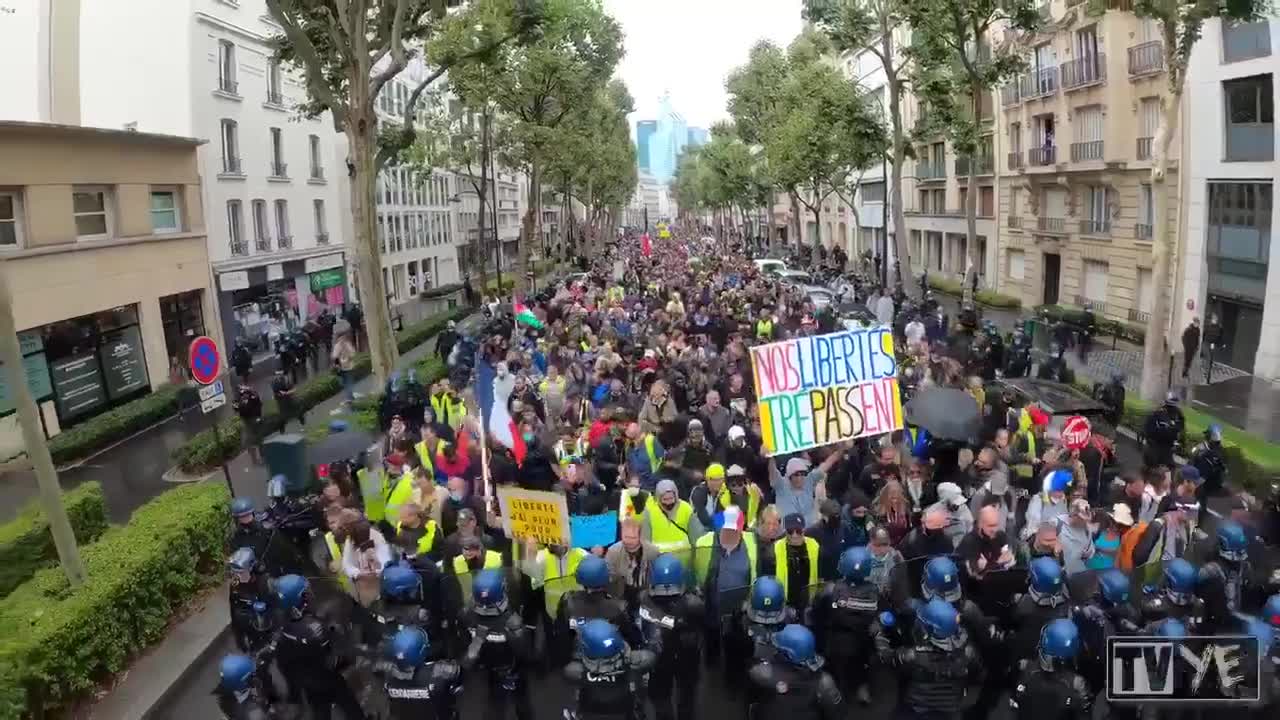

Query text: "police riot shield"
[972, 566, 1031, 626]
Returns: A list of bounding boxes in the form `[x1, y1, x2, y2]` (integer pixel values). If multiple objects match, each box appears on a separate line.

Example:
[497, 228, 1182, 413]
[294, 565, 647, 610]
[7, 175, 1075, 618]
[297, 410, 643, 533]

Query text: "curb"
[141, 623, 232, 720]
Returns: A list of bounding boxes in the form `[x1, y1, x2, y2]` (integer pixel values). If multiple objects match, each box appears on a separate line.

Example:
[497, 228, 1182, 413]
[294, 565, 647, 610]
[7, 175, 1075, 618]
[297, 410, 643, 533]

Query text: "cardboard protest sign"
[496, 486, 570, 545]
[570, 512, 619, 549]
[750, 326, 905, 456]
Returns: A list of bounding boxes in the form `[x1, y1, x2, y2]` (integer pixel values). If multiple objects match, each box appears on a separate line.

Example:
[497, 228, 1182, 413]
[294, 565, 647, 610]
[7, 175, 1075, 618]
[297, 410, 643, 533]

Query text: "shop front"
[215, 252, 347, 354]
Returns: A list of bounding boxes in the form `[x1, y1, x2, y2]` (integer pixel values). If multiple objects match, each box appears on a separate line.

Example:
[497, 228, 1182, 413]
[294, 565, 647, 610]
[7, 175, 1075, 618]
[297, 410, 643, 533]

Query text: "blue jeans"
[339, 370, 354, 401]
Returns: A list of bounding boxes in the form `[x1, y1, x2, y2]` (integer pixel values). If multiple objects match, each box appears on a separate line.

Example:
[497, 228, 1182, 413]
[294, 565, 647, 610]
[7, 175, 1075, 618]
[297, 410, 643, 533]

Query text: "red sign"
[187, 335, 221, 385]
[1061, 415, 1092, 450]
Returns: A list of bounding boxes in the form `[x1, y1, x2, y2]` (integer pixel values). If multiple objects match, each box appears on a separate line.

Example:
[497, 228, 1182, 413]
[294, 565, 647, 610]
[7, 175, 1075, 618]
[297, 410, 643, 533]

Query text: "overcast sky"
[603, 0, 803, 133]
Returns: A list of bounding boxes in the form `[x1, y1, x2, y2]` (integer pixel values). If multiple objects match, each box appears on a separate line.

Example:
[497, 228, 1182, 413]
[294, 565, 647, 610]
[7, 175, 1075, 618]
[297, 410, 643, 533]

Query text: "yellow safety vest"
[357, 468, 388, 523]
[414, 440, 440, 476]
[648, 498, 694, 553]
[452, 550, 504, 606]
[324, 532, 352, 592]
[693, 531, 758, 586]
[642, 435, 661, 474]
[714, 484, 760, 528]
[539, 547, 588, 617]
[1013, 430, 1037, 479]
[756, 319, 773, 340]
[773, 537, 819, 600]
[394, 519, 439, 558]
[384, 471, 416, 522]
[431, 394, 467, 430]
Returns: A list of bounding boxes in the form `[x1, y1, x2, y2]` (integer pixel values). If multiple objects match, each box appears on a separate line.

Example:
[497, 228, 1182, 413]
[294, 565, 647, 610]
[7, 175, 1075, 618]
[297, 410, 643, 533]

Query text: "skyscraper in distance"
[636, 120, 657, 172]
[648, 92, 687, 183]
[687, 127, 708, 148]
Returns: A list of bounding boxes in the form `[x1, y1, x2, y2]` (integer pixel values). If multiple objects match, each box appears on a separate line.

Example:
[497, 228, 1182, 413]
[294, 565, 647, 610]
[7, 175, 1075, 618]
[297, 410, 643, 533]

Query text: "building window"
[160, 290, 206, 370]
[1136, 268, 1154, 314]
[309, 135, 323, 180]
[252, 199, 270, 250]
[266, 59, 283, 104]
[72, 188, 111, 239]
[1008, 249, 1026, 280]
[314, 199, 328, 243]
[861, 182, 886, 203]
[1224, 74, 1274, 161]
[217, 40, 237, 94]
[1223, 20, 1271, 63]
[269, 127, 287, 177]
[1138, 97, 1159, 160]
[220, 119, 240, 173]
[979, 187, 995, 217]
[0, 191, 23, 247]
[274, 199, 290, 248]
[1083, 185, 1110, 233]
[1137, 184, 1154, 239]
[1083, 260, 1109, 303]
[227, 200, 245, 255]
[150, 190, 181, 232]
[1072, 105, 1104, 161]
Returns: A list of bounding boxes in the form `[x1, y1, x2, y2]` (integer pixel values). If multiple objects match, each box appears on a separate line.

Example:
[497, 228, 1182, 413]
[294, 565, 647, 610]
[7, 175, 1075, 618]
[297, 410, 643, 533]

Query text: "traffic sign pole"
[187, 337, 235, 495]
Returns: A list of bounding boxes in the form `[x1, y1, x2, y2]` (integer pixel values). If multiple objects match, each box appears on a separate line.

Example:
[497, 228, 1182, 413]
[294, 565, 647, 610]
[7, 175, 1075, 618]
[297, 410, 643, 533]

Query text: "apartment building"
[0, 122, 220, 453]
[842, 47, 895, 263]
[1178, 17, 1278, 376]
[995, 0, 1178, 319]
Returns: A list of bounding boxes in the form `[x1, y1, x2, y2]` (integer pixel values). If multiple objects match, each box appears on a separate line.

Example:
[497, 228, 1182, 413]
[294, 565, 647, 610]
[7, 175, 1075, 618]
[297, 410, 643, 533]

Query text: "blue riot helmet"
[1097, 568, 1131, 606]
[747, 577, 787, 624]
[917, 598, 965, 651]
[1206, 424, 1223, 444]
[1038, 618, 1081, 672]
[275, 574, 310, 617]
[578, 618, 626, 674]
[230, 497, 255, 519]
[649, 553, 686, 597]
[249, 600, 273, 633]
[1163, 558, 1198, 604]
[387, 371, 401, 394]
[219, 653, 257, 695]
[1217, 521, 1249, 563]
[1264, 594, 1280, 629]
[922, 556, 962, 602]
[267, 474, 287, 500]
[388, 627, 429, 671]
[773, 624, 822, 670]
[838, 547, 873, 584]
[1235, 614, 1276, 654]
[575, 555, 610, 591]
[381, 564, 421, 602]
[1028, 557, 1065, 603]
[472, 568, 507, 616]
[1154, 618, 1188, 639]
[227, 547, 257, 582]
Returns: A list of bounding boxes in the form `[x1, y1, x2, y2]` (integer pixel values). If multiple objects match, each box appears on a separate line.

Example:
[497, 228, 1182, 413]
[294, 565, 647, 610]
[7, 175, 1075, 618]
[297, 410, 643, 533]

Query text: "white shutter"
[1084, 260, 1109, 302]
[1044, 188, 1069, 217]
[1140, 98, 1160, 138]
[1009, 249, 1026, 280]
[1074, 106, 1104, 142]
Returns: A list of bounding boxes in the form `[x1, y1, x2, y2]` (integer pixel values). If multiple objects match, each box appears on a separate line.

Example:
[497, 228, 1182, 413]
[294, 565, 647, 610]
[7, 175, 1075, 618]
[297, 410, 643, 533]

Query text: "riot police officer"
[462, 568, 535, 720]
[745, 576, 795, 663]
[229, 497, 270, 559]
[361, 564, 437, 651]
[638, 554, 704, 720]
[380, 627, 463, 720]
[1139, 557, 1204, 631]
[919, 556, 1003, 646]
[1197, 521, 1254, 627]
[1095, 372, 1126, 428]
[215, 654, 272, 720]
[1142, 393, 1185, 468]
[271, 574, 366, 720]
[1005, 327, 1032, 379]
[747, 624, 844, 720]
[1037, 343, 1074, 384]
[564, 619, 657, 720]
[1071, 567, 1140, 688]
[1191, 424, 1229, 503]
[882, 598, 984, 720]
[1011, 557, 1071, 664]
[810, 547, 880, 704]
[1008, 619, 1093, 720]
[555, 555, 641, 664]
[227, 548, 272, 652]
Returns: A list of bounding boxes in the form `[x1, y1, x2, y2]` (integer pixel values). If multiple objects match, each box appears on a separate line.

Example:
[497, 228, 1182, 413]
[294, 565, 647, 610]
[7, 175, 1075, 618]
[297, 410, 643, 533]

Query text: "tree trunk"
[789, 192, 803, 248]
[884, 33, 912, 295]
[346, 119, 399, 383]
[811, 205, 823, 251]
[1140, 89, 1184, 402]
[518, 162, 539, 296]
[963, 163, 979, 303]
[473, 114, 491, 297]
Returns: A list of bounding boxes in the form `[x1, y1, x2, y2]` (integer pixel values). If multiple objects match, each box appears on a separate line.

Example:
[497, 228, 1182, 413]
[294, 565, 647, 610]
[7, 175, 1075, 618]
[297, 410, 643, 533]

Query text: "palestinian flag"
[513, 300, 545, 330]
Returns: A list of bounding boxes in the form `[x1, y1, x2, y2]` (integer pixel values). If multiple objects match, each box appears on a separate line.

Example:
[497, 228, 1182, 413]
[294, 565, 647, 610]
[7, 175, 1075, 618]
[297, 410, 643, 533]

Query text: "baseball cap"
[785, 458, 811, 477]
[726, 464, 747, 478]
[727, 425, 746, 441]
[1177, 466, 1203, 487]
[784, 513, 806, 533]
[715, 506, 746, 532]
[706, 463, 726, 480]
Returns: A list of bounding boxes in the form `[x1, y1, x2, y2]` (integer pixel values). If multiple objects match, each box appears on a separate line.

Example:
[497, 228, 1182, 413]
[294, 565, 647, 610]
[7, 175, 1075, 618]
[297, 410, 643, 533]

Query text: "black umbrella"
[904, 387, 982, 442]
[307, 420, 377, 466]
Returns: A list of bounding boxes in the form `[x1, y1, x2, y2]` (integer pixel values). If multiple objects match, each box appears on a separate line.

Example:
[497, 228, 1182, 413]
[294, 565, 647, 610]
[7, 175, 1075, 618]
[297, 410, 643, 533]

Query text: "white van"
[753, 258, 787, 276]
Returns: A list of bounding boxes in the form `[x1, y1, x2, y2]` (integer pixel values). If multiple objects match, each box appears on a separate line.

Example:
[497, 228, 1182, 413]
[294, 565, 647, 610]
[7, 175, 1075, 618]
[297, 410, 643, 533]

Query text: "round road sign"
[1061, 415, 1092, 450]
[188, 335, 221, 385]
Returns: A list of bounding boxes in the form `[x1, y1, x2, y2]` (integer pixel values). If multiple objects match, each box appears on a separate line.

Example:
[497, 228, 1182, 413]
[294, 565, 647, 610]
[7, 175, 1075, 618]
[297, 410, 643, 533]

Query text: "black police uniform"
[229, 574, 274, 653]
[746, 614, 793, 663]
[383, 659, 464, 720]
[1143, 405, 1184, 468]
[1009, 658, 1093, 720]
[564, 648, 658, 720]
[462, 608, 535, 720]
[885, 635, 983, 720]
[229, 519, 271, 561]
[746, 659, 844, 720]
[362, 595, 437, 652]
[639, 590, 706, 720]
[809, 579, 880, 697]
[216, 693, 272, 720]
[555, 589, 644, 664]
[1072, 602, 1141, 688]
[1138, 589, 1204, 632]
[1197, 558, 1253, 630]
[273, 612, 365, 720]
[1011, 593, 1071, 665]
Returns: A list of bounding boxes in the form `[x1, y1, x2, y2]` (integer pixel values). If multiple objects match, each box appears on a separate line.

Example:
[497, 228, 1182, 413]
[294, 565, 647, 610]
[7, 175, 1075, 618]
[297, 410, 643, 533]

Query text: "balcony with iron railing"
[269, 160, 289, 179]
[230, 238, 249, 256]
[1037, 216, 1067, 233]
[255, 234, 272, 252]
[221, 155, 243, 176]
[1136, 137, 1153, 160]
[916, 161, 947, 181]
[1128, 308, 1151, 323]
[1128, 41, 1164, 77]
[1001, 83, 1022, 107]
[277, 234, 293, 250]
[1061, 54, 1106, 90]
[1079, 218, 1112, 236]
[317, 232, 330, 245]
[955, 155, 995, 176]
[1020, 67, 1059, 100]
[1028, 145, 1057, 166]
[266, 89, 284, 106]
[1073, 296, 1109, 314]
[1007, 215, 1023, 229]
[1135, 223, 1153, 241]
[1008, 151, 1025, 170]
[904, 206, 965, 217]
[1071, 140, 1104, 162]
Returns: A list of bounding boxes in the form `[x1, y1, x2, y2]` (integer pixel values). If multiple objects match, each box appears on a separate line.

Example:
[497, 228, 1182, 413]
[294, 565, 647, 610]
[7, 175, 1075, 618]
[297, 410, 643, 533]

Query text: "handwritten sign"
[750, 327, 904, 456]
[496, 487, 570, 545]
[570, 512, 619, 549]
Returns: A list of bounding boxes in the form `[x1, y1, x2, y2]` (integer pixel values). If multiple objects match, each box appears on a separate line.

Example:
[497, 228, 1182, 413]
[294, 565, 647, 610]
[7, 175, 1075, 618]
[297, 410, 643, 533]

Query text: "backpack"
[1117, 520, 1150, 571]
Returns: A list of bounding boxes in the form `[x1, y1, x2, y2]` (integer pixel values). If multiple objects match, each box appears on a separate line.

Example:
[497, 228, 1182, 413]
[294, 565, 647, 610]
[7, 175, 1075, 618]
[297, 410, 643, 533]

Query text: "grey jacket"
[604, 539, 661, 590]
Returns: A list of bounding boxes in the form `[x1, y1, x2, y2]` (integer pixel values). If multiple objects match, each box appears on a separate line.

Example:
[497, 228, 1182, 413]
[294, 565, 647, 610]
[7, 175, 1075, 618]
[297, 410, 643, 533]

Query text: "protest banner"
[570, 512, 619, 549]
[496, 486, 570, 545]
[750, 326, 904, 456]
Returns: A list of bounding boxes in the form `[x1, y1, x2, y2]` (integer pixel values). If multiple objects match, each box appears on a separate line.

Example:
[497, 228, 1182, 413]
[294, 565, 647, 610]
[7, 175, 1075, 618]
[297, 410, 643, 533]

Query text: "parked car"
[753, 258, 788, 276]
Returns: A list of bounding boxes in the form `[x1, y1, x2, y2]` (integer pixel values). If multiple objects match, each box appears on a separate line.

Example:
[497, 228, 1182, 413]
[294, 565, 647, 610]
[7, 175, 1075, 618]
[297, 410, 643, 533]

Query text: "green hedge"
[43, 384, 186, 466]
[0, 481, 229, 719]
[925, 275, 1022, 309]
[173, 308, 468, 473]
[0, 483, 107, 598]
[1035, 303, 1146, 345]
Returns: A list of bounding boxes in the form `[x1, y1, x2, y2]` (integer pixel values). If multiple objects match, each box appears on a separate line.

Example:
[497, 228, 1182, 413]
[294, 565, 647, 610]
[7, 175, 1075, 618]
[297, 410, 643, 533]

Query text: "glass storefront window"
[38, 304, 150, 424]
[161, 290, 206, 367]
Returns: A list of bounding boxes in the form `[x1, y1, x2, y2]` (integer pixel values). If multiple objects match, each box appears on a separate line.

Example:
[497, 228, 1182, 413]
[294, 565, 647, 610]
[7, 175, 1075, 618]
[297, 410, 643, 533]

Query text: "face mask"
[449, 491, 464, 502]
[523, 432, 534, 442]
